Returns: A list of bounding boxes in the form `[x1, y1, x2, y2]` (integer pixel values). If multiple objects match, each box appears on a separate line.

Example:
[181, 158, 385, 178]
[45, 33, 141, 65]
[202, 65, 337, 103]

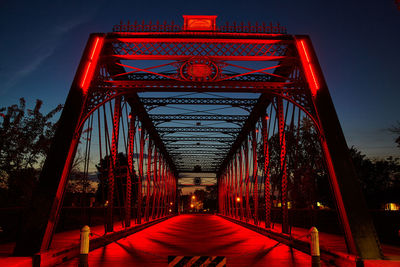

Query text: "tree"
[389, 122, 400, 148]
[350, 147, 400, 209]
[258, 117, 332, 209]
[0, 98, 62, 206]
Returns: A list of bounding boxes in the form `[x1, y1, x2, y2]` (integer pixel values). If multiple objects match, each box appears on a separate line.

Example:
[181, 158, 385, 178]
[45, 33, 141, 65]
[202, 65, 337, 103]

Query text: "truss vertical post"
[157, 153, 162, 218]
[277, 97, 289, 233]
[145, 139, 152, 222]
[161, 160, 165, 217]
[262, 115, 271, 228]
[106, 96, 121, 232]
[252, 128, 258, 225]
[151, 148, 158, 219]
[13, 34, 105, 255]
[238, 148, 244, 220]
[126, 112, 136, 228]
[222, 173, 229, 216]
[228, 162, 233, 217]
[137, 128, 145, 224]
[244, 139, 250, 223]
[234, 155, 239, 218]
[295, 36, 382, 259]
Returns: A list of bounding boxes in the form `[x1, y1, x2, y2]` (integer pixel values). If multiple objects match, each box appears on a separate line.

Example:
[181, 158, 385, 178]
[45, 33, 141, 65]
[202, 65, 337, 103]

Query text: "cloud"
[1, 48, 55, 94]
[0, 9, 97, 96]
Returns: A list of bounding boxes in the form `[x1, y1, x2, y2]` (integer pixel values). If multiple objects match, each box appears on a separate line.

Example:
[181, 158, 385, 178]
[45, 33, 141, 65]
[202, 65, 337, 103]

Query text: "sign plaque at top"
[183, 15, 217, 31]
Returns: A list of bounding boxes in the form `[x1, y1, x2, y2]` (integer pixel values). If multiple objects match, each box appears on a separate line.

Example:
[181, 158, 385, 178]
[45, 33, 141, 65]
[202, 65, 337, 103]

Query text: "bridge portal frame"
[13, 21, 382, 261]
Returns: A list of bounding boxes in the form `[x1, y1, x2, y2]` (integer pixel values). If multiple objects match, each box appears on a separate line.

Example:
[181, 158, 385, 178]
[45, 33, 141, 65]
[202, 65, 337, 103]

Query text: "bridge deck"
[57, 214, 332, 266]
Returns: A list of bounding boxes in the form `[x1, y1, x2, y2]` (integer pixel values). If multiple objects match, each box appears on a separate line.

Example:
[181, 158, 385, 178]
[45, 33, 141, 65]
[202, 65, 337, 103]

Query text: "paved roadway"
[58, 214, 331, 266]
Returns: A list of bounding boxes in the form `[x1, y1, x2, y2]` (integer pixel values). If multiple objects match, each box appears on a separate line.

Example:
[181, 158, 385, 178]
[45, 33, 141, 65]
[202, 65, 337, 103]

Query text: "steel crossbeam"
[149, 114, 248, 122]
[156, 127, 241, 134]
[170, 150, 226, 155]
[140, 97, 257, 106]
[111, 38, 288, 61]
[163, 136, 235, 142]
[166, 144, 230, 149]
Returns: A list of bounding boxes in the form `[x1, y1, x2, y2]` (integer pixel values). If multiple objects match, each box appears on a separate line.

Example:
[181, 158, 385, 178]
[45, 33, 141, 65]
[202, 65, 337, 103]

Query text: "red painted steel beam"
[145, 139, 152, 222]
[151, 148, 158, 219]
[137, 128, 145, 224]
[126, 113, 136, 228]
[294, 35, 382, 259]
[262, 115, 271, 228]
[277, 98, 288, 234]
[13, 34, 106, 256]
[104, 80, 292, 90]
[112, 55, 287, 61]
[251, 129, 258, 225]
[106, 96, 122, 232]
[113, 37, 286, 44]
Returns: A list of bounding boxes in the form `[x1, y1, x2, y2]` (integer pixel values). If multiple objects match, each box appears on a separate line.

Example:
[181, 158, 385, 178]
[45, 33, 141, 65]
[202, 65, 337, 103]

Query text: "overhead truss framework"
[15, 15, 382, 261]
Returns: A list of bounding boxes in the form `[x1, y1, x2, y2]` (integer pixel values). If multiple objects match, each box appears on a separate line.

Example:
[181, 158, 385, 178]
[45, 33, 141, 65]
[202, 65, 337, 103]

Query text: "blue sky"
[0, 0, 399, 158]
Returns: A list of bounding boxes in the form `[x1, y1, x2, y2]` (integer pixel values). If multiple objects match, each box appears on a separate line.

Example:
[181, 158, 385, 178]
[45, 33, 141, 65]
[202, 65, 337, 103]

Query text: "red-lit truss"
[14, 17, 382, 260]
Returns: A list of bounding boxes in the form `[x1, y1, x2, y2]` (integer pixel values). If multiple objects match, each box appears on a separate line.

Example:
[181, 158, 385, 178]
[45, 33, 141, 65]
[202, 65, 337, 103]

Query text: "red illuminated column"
[277, 98, 289, 233]
[151, 148, 158, 219]
[106, 96, 121, 232]
[252, 128, 258, 225]
[238, 149, 244, 220]
[234, 155, 239, 218]
[137, 127, 145, 224]
[126, 112, 136, 228]
[244, 139, 250, 223]
[228, 162, 233, 217]
[295, 36, 382, 258]
[145, 139, 152, 222]
[162, 161, 167, 216]
[157, 153, 162, 218]
[262, 115, 271, 228]
[13, 34, 105, 255]
[224, 172, 228, 215]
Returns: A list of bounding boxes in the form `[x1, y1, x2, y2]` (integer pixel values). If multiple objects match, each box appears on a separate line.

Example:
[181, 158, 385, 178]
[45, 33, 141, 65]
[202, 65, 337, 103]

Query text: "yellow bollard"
[309, 227, 321, 267]
[79, 225, 90, 267]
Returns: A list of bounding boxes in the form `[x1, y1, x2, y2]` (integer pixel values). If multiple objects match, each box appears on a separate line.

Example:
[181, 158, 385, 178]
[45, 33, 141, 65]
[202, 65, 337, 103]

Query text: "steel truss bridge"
[11, 15, 386, 266]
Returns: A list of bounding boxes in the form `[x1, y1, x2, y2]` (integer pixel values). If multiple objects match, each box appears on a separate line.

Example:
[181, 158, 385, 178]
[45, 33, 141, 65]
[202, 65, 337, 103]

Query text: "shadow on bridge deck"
[57, 214, 331, 267]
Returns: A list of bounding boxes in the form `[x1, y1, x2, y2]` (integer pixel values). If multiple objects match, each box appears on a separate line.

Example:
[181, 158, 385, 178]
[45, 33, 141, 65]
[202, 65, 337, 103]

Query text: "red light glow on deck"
[298, 39, 319, 96]
[80, 37, 104, 93]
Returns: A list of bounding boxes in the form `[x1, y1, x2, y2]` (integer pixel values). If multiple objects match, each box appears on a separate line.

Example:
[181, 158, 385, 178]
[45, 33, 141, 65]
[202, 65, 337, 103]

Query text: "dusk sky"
[1, 0, 399, 159]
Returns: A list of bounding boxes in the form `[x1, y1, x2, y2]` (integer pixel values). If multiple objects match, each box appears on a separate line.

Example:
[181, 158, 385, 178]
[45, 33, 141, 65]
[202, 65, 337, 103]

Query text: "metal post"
[277, 97, 289, 233]
[310, 227, 321, 267]
[145, 138, 152, 221]
[262, 115, 271, 228]
[79, 225, 90, 267]
[234, 155, 239, 218]
[125, 112, 136, 228]
[106, 96, 121, 232]
[137, 127, 145, 224]
[151, 148, 158, 219]
[244, 139, 250, 222]
[252, 128, 258, 225]
[238, 148, 244, 220]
